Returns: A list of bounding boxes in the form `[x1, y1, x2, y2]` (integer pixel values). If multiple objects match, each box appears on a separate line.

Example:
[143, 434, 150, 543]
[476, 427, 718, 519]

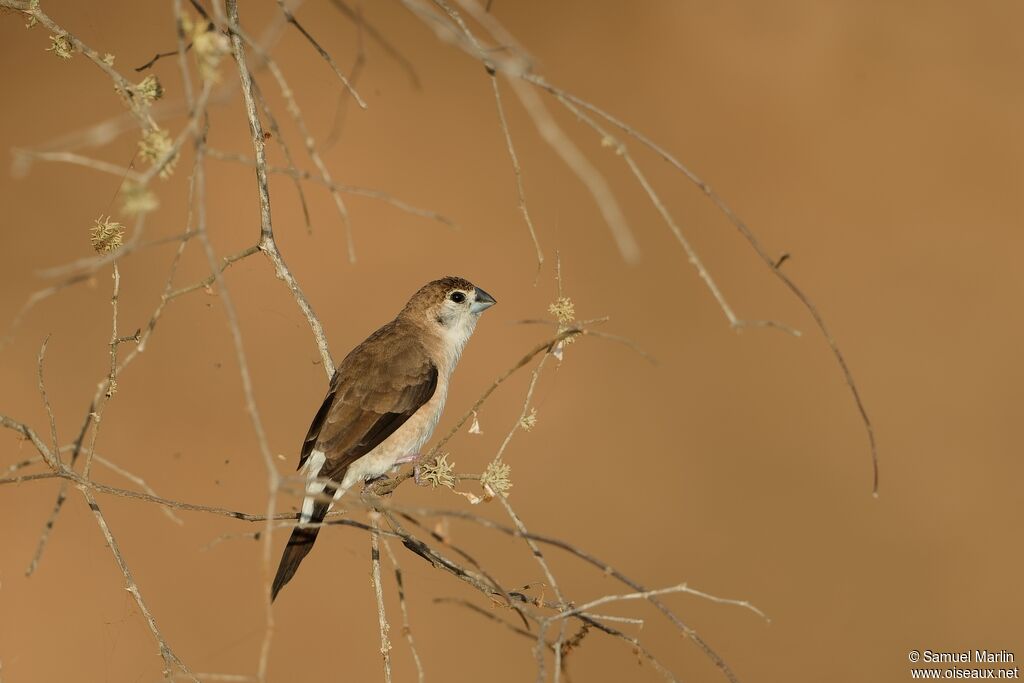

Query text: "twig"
[369, 516, 394, 683]
[205, 148, 459, 230]
[322, 3, 366, 151]
[328, 0, 421, 88]
[0, 273, 91, 352]
[166, 245, 260, 299]
[12, 149, 144, 181]
[24, 401, 93, 576]
[276, 0, 367, 109]
[436, 597, 542, 643]
[490, 71, 543, 273]
[82, 262, 122, 479]
[567, 618, 678, 683]
[379, 503, 522, 613]
[89, 451, 184, 526]
[81, 489, 197, 682]
[250, 79, 313, 234]
[35, 336, 59, 465]
[135, 42, 193, 72]
[373, 504, 512, 606]
[552, 583, 767, 623]
[381, 538, 426, 683]
[24, 337, 64, 576]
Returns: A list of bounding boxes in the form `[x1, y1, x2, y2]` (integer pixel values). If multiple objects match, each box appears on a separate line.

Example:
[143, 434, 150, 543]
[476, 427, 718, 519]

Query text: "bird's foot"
[364, 473, 389, 487]
[392, 453, 427, 486]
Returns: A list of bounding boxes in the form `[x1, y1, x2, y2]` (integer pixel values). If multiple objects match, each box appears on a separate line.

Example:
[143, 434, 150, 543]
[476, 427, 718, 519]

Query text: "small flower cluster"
[117, 74, 164, 109]
[90, 216, 124, 254]
[47, 33, 72, 60]
[519, 408, 538, 432]
[418, 453, 456, 489]
[139, 127, 178, 179]
[548, 297, 576, 324]
[549, 296, 577, 358]
[481, 459, 512, 498]
[182, 17, 231, 82]
[121, 183, 159, 216]
[134, 74, 164, 104]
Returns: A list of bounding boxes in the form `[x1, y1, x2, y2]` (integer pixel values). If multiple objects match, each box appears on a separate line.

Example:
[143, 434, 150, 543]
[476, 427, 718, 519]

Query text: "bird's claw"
[364, 473, 389, 487]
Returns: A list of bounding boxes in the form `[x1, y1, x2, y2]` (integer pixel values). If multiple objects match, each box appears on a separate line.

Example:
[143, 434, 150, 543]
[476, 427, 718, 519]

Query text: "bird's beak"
[470, 287, 497, 314]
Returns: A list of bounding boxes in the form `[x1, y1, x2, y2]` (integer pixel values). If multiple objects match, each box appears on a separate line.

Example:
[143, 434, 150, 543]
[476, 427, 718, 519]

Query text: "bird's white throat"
[436, 310, 479, 372]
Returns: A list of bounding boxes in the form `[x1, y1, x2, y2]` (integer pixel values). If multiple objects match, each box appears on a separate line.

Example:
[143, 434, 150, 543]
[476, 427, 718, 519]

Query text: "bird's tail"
[271, 491, 332, 601]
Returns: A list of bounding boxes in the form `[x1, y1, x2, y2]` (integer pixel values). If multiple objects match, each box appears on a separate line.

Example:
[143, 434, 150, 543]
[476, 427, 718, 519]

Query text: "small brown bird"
[272, 276, 496, 600]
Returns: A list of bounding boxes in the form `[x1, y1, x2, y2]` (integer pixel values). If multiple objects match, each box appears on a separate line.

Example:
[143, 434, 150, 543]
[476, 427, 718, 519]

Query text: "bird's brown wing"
[297, 321, 438, 481]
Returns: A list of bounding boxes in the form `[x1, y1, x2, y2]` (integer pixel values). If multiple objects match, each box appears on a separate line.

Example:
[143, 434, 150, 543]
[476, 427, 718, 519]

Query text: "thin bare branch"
[250, 79, 313, 234]
[12, 149, 144, 181]
[276, 0, 367, 109]
[35, 336, 59, 465]
[328, 0, 421, 88]
[381, 538, 426, 683]
[205, 148, 460, 230]
[553, 583, 767, 624]
[369, 516, 394, 683]
[490, 74, 543, 273]
[81, 489, 197, 682]
[82, 263, 122, 479]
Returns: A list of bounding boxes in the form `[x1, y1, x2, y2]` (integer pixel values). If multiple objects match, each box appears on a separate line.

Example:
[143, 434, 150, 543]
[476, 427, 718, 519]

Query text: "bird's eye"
[450, 291, 466, 303]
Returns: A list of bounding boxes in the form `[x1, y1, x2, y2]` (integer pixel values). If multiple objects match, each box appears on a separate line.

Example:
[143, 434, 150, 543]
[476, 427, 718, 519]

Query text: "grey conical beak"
[470, 286, 497, 314]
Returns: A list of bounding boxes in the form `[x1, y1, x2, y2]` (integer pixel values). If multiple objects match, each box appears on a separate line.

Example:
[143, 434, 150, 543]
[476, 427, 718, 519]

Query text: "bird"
[271, 276, 497, 601]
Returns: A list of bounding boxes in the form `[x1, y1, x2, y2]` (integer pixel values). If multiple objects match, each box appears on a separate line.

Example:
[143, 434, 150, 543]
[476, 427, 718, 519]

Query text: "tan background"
[2, 2, 1022, 682]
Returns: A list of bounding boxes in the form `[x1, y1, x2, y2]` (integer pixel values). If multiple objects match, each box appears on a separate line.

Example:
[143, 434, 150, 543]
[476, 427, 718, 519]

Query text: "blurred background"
[2, 1, 1022, 681]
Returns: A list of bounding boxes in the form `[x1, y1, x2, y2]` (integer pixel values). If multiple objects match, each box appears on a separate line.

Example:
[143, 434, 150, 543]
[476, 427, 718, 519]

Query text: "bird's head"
[403, 276, 497, 351]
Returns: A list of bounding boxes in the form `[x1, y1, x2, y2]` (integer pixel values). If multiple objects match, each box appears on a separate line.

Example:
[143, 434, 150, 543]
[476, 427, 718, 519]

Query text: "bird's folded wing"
[298, 325, 438, 481]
